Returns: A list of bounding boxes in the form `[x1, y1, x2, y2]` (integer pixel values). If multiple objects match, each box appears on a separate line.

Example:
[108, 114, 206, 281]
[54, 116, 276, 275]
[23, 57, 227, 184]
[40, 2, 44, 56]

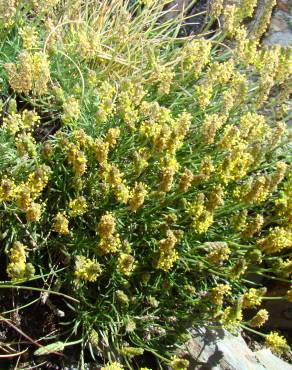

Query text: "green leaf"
[34, 342, 65, 356]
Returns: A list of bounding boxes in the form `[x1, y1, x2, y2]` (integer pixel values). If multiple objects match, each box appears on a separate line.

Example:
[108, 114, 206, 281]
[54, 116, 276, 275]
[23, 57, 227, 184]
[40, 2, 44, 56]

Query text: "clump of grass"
[0, 0, 291, 368]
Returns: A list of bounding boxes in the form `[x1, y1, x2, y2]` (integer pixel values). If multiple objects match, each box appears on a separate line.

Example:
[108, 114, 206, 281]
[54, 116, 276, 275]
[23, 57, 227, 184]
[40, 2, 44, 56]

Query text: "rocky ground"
[263, 0, 292, 46]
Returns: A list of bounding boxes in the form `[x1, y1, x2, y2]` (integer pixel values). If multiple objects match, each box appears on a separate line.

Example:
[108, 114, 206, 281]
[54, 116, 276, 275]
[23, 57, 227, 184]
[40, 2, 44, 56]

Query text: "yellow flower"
[5, 51, 50, 95]
[53, 212, 70, 235]
[105, 128, 120, 148]
[74, 255, 102, 282]
[157, 230, 179, 271]
[250, 309, 269, 328]
[101, 362, 124, 370]
[209, 284, 231, 306]
[94, 138, 109, 165]
[26, 202, 43, 222]
[69, 196, 88, 217]
[0, 0, 17, 28]
[62, 96, 80, 123]
[15, 132, 37, 158]
[98, 235, 121, 255]
[160, 167, 175, 193]
[205, 242, 231, 265]
[242, 214, 264, 238]
[252, 0, 277, 40]
[6, 241, 35, 281]
[0, 177, 16, 201]
[257, 227, 292, 254]
[178, 168, 193, 193]
[67, 144, 87, 176]
[209, 0, 224, 18]
[97, 213, 116, 238]
[129, 182, 147, 212]
[242, 287, 266, 309]
[201, 114, 225, 145]
[170, 356, 189, 370]
[180, 39, 211, 77]
[117, 253, 136, 276]
[265, 331, 289, 355]
[19, 25, 39, 49]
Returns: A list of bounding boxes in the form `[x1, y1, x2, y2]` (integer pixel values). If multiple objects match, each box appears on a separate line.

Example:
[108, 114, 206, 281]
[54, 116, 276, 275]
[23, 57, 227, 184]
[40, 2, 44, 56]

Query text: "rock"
[254, 349, 292, 370]
[263, 30, 292, 46]
[183, 327, 292, 370]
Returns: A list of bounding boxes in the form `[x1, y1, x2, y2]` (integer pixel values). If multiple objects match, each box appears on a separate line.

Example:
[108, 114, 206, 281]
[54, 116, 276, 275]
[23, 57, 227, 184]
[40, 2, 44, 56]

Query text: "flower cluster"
[6, 242, 35, 281]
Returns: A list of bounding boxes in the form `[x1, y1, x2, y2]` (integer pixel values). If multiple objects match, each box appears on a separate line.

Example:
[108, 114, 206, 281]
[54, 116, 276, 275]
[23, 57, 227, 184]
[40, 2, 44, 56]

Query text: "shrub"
[0, 0, 291, 368]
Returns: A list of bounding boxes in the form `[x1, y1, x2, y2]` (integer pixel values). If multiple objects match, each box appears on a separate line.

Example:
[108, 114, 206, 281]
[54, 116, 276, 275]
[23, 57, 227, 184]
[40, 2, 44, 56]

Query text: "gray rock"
[183, 327, 292, 370]
[263, 31, 292, 46]
[254, 349, 292, 370]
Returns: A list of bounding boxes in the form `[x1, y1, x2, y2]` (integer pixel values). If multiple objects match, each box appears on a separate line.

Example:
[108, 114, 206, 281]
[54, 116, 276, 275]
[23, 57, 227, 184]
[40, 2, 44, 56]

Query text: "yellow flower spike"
[242, 214, 264, 238]
[67, 144, 87, 176]
[105, 127, 120, 148]
[26, 165, 51, 196]
[178, 168, 194, 193]
[201, 114, 225, 145]
[196, 82, 213, 110]
[222, 5, 238, 36]
[0, 177, 16, 201]
[206, 185, 224, 211]
[170, 356, 189, 370]
[209, 0, 224, 18]
[101, 362, 124, 370]
[200, 156, 215, 178]
[53, 212, 70, 235]
[269, 121, 286, 149]
[250, 309, 269, 328]
[252, 0, 277, 40]
[15, 133, 37, 158]
[117, 253, 136, 276]
[26, 202, 43, 223]
[74, 255, 102, 282]
[98, 234, 121, 255]
[160, 167, 175, 193]
[239, 112, 269, 142]
[16, 186, 32, 212]
[269, 162, 287, 191]
[209, 284, 231, 306]
[129, 182, 148, 212]
[180, 39, 211, 77]
[97, 213, 116, 238]
[257, 227, 292, 254]
[69, 196, 88, 217]
[150, 63, 175, 96]
[0, 0, 17, 28]
[217, 125, 241, 151]
[94, 138, 109, 165]
[6, 241, 34, 281]
[156, 230, 179, 271]
[239, 0, 257, 19]
[205, 242, 231, 265]
[62, 96, 80, 123]
[265, 331, 289, 355]
[189, 193, 214, 234]
[120, 346, 144, 357]
[19, 25, 39, 49]
[242, 287, 267, 309]
[115, 183, 130, 204]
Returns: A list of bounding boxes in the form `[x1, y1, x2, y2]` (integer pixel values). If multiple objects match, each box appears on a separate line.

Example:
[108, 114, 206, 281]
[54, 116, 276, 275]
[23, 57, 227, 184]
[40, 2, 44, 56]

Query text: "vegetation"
[0, 0, 291, 368]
